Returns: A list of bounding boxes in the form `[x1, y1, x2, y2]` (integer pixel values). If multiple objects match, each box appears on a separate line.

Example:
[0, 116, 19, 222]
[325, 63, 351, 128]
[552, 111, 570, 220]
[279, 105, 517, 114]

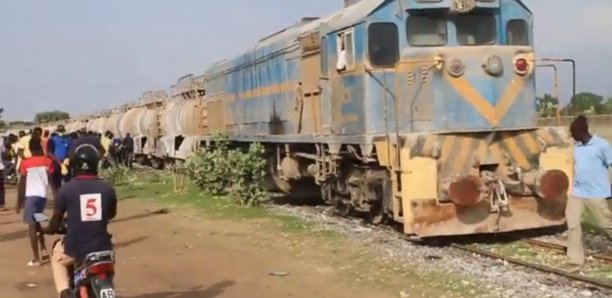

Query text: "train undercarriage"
[132, 127, 573, 239]
[260, 128, 572, 238]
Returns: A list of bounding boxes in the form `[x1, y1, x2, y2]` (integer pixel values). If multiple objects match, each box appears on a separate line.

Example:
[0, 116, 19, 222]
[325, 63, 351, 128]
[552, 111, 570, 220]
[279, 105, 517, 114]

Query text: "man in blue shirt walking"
[566, 115, 612, 266]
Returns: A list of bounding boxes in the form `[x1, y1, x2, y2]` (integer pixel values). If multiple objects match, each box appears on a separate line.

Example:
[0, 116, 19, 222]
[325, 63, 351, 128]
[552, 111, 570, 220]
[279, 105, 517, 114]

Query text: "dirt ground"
[0, 186, 402, 298]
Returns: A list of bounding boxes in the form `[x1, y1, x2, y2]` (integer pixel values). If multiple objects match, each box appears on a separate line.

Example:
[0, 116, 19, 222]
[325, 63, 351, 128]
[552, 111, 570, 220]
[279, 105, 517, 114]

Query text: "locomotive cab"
[356, 0, 574, 236]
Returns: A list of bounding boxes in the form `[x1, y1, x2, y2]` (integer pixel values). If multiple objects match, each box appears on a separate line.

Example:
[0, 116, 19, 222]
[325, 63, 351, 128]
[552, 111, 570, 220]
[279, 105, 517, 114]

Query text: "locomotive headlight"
[448, 58, 465, 77]
[483, 55, 503, 76]
[514, 57, 529, 75]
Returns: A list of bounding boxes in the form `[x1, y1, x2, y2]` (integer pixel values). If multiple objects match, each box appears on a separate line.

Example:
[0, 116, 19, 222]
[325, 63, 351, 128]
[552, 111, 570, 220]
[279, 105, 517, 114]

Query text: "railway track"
[522, 238, 612, 263]
[451, 243, 612, 290]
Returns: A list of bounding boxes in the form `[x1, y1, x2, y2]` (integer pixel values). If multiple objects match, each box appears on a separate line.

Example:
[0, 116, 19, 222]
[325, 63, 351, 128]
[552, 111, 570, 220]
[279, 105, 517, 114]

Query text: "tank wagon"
[128, 90, 167, 166]
[155, 74, 207, 167]
[199, 0, 573, 238]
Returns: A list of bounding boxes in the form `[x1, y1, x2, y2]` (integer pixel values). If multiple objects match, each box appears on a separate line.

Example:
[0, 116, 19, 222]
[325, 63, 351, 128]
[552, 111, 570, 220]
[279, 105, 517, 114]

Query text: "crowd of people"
[0, 126, 136, 185]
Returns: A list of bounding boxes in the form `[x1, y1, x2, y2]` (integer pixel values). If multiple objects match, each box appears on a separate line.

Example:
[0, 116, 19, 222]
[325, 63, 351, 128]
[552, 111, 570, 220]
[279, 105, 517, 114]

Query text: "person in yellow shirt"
[16, 130, 28, 170]
[100, 131, 114, 168]
[17, 127, 43, 171]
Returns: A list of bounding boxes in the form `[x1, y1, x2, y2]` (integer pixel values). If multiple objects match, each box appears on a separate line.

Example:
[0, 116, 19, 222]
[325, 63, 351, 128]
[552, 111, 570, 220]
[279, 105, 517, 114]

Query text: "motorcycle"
[33, 213, 117, 298]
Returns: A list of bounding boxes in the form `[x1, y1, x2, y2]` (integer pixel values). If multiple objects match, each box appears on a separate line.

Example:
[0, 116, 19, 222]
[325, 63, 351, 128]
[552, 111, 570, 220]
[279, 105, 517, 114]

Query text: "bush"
[185, 133, 268, 206]
[100, 166, 136, 187]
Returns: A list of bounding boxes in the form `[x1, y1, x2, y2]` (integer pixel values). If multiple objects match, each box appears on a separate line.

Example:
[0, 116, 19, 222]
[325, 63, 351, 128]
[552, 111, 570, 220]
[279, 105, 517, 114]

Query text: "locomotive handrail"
[535, 58, 576, 99]
[535, 64, 561, 126]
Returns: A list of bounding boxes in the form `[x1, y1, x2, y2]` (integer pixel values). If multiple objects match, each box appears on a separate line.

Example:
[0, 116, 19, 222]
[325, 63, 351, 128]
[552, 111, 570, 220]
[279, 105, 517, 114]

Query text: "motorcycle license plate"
[100, 288, 116, 298]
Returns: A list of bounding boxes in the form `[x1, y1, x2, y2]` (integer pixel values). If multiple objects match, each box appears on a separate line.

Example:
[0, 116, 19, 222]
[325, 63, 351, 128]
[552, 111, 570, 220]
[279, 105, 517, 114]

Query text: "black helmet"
[72, 144, 100, 175]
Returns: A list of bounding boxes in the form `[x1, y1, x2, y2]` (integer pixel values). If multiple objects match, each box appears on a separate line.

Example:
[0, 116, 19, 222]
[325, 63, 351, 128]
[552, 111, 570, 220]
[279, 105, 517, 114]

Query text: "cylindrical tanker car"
[153, 74, 206, 168]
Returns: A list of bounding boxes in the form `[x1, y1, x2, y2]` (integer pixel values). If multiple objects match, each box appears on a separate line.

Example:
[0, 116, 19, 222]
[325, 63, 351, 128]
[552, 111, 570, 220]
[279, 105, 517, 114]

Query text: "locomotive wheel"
[367, 199, 386, 225]
[330, 176, 352, 217]
[267, 154, 321, 202]
[333, 198, 351, 217]
[366, 169, 392, 225]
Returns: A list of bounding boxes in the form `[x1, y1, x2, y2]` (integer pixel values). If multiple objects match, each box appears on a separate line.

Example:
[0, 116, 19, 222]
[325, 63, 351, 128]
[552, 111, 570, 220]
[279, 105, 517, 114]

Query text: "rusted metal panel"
[206, 98, 226, 133]
[408, 195, 565, 237]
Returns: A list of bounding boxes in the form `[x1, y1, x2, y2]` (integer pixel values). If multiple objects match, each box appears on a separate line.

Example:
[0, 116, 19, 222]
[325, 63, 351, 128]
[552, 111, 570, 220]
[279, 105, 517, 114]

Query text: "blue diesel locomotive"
[201, 0, 574, 238]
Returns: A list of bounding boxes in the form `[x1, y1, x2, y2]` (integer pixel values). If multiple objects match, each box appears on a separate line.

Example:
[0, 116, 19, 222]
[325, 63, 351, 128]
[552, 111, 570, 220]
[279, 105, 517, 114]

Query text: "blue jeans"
[23, 196, 46, 225]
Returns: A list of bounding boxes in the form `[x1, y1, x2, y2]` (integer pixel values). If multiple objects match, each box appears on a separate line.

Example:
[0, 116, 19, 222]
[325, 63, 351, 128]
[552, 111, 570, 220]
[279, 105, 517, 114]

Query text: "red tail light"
[515, 58, 528, 75]
[87, 262, 114, 275]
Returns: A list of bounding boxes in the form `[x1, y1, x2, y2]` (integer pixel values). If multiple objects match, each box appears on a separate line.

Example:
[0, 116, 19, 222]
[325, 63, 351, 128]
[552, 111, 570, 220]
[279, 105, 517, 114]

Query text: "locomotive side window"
[456, 14, 496, 45]
[368, 23, 399, 67]
[406, 15, 447, 47]
[336, 31, 355, 72]
[506, 19, 529, 46]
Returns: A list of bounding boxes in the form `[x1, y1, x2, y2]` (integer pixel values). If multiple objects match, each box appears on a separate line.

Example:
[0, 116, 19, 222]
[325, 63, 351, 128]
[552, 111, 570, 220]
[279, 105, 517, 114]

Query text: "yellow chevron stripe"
[502, 132, 531, 169]
[537, 128, 555, 146]
[421, 135, 436, 157]
[453, 134, 474, 174]
[439, 135, 456, 173]
[476, 136, 488, 166]
[444, 75, 527, 126]
[490, 142, 508, 175]
[445, 77, 497, 124]
[520, 131, 541, 154]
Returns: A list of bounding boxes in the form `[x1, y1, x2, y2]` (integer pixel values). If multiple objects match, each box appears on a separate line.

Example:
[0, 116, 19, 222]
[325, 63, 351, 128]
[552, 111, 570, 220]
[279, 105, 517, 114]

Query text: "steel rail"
[451, 243, 612, 290]
[522, 238, 612, 263]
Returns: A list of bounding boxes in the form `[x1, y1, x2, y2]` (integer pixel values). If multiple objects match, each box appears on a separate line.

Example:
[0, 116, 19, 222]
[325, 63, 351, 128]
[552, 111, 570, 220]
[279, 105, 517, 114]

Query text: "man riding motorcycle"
[41, 144, 118, 298]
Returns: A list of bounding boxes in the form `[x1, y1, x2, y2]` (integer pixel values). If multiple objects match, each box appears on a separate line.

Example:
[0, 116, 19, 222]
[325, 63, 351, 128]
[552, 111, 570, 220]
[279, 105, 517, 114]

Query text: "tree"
[536, 94, 559, 117]
[34, 110, 70, 124]
[562, 92, 605, 115]
[602, 98, 612, 114]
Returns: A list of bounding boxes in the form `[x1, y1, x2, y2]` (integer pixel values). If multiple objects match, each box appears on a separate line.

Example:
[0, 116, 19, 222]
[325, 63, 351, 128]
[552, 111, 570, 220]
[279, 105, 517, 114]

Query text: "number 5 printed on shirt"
[80, 193, 102, 222]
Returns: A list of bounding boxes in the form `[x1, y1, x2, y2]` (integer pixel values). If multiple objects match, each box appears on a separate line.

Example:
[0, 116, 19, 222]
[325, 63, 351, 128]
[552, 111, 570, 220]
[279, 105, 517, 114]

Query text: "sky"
[0, 0, 610, 121]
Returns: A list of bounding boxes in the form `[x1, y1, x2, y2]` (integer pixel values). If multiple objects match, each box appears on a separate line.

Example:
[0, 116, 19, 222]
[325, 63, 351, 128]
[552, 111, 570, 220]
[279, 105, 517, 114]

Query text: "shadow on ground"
[114, 236, 148, 249]
[125, 280, 235, 298]
[112, 208, 170, 224]
[0, 229, 28, 243]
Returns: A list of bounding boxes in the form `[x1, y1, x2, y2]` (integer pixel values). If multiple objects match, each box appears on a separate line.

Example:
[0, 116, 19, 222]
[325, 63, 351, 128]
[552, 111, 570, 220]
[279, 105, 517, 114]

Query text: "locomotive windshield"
[406, 15, 447, 46]
[506, 19, 529, 45]
[455, 14, 496, 45]
[404, 14, 507, 47]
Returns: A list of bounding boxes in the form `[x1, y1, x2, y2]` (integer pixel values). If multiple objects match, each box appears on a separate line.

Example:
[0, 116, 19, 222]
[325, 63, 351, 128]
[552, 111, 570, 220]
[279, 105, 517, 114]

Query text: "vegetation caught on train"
[185, 133, 268, 206]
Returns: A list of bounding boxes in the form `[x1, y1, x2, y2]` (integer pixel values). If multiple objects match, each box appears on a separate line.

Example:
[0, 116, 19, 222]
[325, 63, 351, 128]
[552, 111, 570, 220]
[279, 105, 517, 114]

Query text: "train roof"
[256, 0, 384, 48]
[205, 0, 386, 76]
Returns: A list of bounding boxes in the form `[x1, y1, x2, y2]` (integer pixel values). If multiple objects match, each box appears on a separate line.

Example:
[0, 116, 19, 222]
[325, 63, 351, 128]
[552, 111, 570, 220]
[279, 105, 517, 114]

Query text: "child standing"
[16, 136, 54, 266]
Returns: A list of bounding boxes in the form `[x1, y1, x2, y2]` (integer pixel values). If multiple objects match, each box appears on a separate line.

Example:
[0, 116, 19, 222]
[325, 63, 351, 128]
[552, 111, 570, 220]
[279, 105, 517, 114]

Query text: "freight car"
[198, 0, 574, 238]
[154, 74, 207, 168]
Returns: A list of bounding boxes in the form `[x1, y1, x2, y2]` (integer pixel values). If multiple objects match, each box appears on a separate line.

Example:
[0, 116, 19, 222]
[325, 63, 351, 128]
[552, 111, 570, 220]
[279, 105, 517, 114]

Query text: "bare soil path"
[0, 186, 428, 298]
